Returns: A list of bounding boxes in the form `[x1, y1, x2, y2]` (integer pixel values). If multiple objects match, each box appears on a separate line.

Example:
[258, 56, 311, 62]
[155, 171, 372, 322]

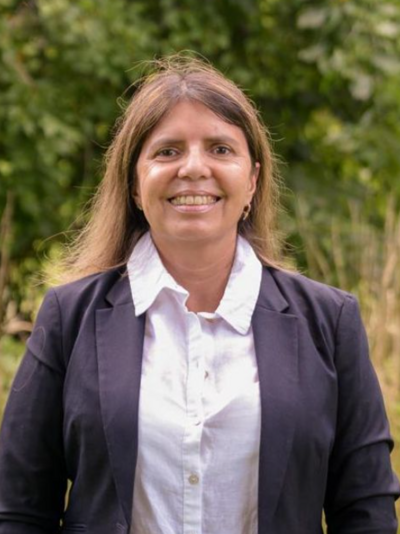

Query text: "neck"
[151, 233, 237, 313]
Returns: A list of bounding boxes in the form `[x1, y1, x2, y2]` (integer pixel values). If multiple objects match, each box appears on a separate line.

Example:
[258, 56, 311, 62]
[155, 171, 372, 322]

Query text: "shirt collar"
[127, 232, 262, 335]
[127, 232, 186, 316]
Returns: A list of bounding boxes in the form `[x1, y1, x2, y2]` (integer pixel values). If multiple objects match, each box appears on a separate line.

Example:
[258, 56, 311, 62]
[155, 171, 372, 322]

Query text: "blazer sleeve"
[0, 289, 67, 533]
[324, 294, 399, 533]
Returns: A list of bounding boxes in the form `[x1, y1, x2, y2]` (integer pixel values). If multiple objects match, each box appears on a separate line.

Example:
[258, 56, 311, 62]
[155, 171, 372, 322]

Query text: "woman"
[0, 56, 398, 534]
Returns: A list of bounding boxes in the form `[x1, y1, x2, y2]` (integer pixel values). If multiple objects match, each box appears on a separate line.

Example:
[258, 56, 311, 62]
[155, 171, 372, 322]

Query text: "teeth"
[170, 195, 218, 206]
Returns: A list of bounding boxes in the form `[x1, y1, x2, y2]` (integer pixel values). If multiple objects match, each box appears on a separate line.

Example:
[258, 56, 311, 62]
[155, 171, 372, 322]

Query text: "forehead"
[143, 100, 248, 145]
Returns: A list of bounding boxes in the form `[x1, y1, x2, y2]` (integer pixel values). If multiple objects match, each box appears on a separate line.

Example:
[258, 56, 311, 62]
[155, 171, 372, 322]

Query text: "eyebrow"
[148, 135, 241, 149]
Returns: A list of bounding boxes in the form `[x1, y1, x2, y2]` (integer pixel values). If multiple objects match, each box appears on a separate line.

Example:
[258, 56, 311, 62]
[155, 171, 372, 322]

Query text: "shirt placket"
[183, 313, 205, 534]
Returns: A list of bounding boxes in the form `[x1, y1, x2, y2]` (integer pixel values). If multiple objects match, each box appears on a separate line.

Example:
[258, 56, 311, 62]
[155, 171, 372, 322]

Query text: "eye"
[156, 148, 179, 158]
[213, 145, 231, 155]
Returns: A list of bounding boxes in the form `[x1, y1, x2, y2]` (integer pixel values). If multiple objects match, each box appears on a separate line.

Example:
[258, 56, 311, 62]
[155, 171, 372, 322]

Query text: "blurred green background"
[1, 0, 400, 525]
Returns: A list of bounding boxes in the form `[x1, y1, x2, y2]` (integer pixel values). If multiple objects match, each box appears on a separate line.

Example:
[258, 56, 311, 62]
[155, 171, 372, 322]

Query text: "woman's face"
[135, 100, 259, 249]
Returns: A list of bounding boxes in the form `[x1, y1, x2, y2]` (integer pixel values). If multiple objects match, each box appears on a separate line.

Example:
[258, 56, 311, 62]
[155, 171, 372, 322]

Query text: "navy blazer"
[0, 266, 398, 534]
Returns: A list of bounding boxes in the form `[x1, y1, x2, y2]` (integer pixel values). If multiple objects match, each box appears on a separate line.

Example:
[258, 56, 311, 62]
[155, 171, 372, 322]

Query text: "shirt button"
[188, 474, 199, 485]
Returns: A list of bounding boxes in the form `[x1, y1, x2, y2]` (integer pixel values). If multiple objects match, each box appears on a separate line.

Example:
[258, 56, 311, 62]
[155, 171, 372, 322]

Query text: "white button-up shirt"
[128, 232, 262, 534]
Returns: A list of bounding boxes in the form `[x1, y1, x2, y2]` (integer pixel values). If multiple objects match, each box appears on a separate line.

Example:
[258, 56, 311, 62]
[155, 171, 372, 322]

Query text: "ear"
[248, 162, 260, 198]
[132, 179, 143, 210]
[134, 199, 143, 211]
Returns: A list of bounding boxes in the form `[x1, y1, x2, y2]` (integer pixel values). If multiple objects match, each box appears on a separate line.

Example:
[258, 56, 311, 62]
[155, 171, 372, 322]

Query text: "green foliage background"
[2, 0, 400, 297]
[1, 0, 400, 524]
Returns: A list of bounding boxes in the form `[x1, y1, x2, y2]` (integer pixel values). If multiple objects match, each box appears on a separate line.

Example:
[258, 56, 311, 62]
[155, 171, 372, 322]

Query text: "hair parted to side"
[57, 53, 290, 283]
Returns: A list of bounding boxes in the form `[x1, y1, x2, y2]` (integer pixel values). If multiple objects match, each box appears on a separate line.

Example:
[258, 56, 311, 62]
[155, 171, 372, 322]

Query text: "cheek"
[141, 181, 161, 207]
[135, 159, 157, 193]
[139, 165, 166, 192]
[138, 178, 167, 215]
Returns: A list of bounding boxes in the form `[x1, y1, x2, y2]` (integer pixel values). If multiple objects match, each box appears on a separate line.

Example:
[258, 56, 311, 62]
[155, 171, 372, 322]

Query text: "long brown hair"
[57, 54, 289, 283]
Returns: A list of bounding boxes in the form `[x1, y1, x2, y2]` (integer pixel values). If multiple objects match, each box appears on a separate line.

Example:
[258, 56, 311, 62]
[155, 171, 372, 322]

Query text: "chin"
[158, 225, 236, 246]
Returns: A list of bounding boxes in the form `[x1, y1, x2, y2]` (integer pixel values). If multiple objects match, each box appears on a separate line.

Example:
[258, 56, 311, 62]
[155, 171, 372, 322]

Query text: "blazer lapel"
[95, 274, 145, 525]
[252, 269, 299, 528]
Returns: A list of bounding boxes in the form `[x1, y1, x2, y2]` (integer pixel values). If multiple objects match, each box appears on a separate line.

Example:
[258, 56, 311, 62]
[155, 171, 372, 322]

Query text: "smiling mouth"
[169, 195, 221, 206]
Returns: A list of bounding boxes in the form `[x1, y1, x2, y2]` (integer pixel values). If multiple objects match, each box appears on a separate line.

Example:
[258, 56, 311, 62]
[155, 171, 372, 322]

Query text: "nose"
[177, 148, 211, 180]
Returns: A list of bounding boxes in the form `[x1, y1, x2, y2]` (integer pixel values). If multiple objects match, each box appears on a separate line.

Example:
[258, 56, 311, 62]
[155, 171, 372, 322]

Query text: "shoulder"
[30, 268, 127, 371]
[41, 267, 126, 342]
[267, 267, 351, 310]
[50, 267, 125, 312]
[264, 267, 360, 345]
[259, 268, 368, 367]
[265, 268, 352, 306]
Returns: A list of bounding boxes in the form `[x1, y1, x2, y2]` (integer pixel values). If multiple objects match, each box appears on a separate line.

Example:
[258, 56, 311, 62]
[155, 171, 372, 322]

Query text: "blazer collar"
[104, 272, 132, 307]
[255, 266, 290, 313]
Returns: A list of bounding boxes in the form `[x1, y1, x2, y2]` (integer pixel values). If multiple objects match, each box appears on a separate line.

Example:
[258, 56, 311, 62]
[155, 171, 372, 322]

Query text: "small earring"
[242, 203, 251, 221]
